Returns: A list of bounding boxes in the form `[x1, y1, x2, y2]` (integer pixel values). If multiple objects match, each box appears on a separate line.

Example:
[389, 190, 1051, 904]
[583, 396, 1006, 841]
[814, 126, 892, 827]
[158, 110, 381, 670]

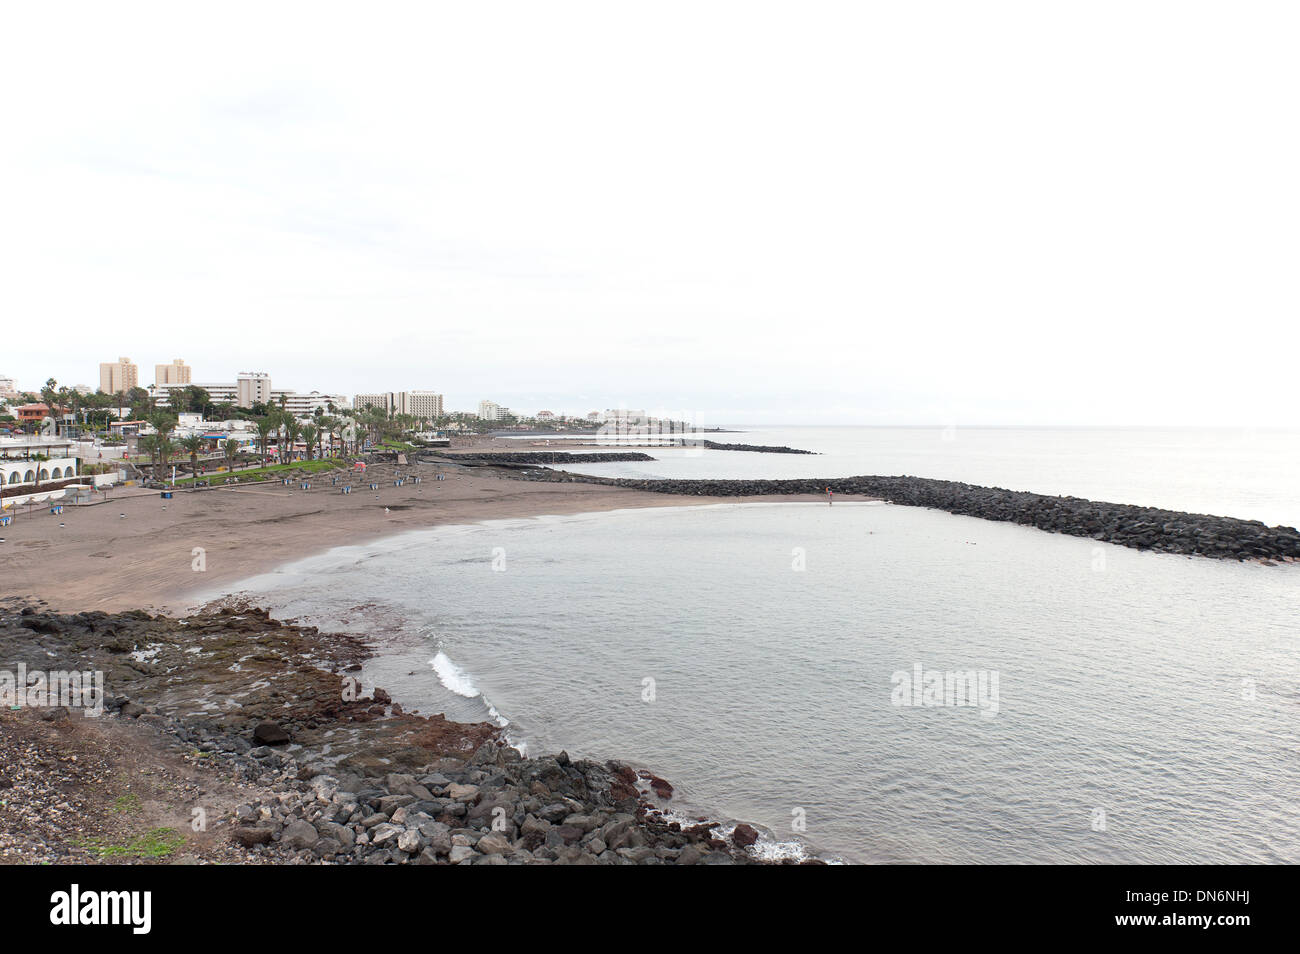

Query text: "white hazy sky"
[2, 2, 1296, 426]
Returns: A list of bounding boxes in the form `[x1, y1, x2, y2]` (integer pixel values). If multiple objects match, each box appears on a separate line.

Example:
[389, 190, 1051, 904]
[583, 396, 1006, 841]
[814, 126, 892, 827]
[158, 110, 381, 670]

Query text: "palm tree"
[137, 434, 158, 480]
[328, 416, 346, 456]
[281, 418, 301, 464]
[180, 434, 206, 476]
[300, 424, 317, 461]
[155, 435, 174, 481]
[256, 417, 276, 462]
[223, 438, 240, 468]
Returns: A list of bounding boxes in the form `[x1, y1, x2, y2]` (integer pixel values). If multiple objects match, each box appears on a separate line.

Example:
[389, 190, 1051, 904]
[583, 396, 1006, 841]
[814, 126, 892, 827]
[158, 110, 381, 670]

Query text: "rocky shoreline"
[0, 601, 798, 865]
[518, 472, 1300, 562]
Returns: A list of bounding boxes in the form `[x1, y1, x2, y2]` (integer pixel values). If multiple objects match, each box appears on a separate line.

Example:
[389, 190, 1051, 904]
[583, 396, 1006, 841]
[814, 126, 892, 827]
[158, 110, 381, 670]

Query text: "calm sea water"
[228, 427, 1300, 863]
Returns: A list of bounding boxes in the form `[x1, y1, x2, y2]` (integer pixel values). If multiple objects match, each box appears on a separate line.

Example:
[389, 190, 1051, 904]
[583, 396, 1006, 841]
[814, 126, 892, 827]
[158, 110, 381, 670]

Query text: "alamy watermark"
[890, 662, 999, 719]
[0, 664, 105, 717]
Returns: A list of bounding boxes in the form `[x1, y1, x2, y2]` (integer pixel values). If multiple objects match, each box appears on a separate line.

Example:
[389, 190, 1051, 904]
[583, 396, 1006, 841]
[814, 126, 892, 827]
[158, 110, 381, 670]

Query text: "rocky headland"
[0, 601, 793, 865]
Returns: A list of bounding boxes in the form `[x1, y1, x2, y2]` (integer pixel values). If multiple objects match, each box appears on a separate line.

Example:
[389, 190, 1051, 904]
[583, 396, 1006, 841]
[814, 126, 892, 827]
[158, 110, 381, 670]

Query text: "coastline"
[0, 600, 795, 865]
[0, 459, 859, 865]
[2, 459, 870, 614]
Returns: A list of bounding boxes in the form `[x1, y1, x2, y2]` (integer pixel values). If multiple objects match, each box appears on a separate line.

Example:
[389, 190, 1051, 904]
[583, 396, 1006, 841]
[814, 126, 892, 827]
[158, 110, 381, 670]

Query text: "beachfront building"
[99, 357, 139, 395]
[0, 436, 79, 486]
[1, 457, 80, 485]
[155, 359, 192, 387]
[357, 391, 444, 418]
[0, 375, 19, 401]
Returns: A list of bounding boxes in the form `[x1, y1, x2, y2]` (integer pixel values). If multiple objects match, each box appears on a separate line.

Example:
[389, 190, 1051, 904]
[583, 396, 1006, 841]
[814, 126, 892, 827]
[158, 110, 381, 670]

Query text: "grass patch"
[172, 458, 343, 487]
[79, 828, 186, 860]
[112, 793, 142, 814]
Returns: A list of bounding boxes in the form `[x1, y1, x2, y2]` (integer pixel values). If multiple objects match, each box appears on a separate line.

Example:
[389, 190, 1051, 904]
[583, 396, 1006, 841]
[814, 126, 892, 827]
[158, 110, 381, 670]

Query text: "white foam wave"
[430, 651, 511, 727]
[429, 651, 480, 698]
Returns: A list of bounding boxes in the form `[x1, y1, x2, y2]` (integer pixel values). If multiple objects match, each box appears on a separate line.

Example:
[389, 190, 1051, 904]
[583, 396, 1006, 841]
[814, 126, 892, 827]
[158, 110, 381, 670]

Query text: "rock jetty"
[519, 472, 1300, 562]
[698, 440, 816, 454]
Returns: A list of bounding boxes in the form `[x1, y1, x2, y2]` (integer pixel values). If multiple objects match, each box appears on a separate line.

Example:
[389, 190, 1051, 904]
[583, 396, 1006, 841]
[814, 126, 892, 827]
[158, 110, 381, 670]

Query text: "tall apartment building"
[403, 391, 443, 419]
[355, 391, 444, 419]
[155, 359, 192, 387]
[236, 372, 273, 407]
[477, 400, 511, 421]
[99, 357, 139, 395]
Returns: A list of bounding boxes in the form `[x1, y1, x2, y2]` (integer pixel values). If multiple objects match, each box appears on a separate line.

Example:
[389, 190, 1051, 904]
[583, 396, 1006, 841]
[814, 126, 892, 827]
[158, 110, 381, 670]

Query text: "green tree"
[137, 434, 158, 479]
[280, 418, 300, 464]
[179, 434, 206, 476]
[300, 424, 318, 461]
[255, 417, 276, 461]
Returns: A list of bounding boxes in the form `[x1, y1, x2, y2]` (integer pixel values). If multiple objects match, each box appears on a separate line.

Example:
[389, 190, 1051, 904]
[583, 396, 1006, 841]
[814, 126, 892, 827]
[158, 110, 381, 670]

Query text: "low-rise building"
[0, 436, 80, 487]
[14, 403, 66, 423]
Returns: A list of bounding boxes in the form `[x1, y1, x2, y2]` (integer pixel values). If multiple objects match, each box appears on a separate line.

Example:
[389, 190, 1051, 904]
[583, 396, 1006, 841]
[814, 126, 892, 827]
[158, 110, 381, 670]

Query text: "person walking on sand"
[826, 486, 833, 506]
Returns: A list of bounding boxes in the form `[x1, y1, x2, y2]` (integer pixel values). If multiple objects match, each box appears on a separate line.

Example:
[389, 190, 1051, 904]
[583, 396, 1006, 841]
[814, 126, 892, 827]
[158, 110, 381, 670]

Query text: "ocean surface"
[228, 427, 1300, 863]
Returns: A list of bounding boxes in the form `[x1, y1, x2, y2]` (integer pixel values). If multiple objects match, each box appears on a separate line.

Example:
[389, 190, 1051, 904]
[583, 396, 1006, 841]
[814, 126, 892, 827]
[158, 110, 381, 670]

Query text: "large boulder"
[252, 721, 290, 745]
[281, 820, 319, 850]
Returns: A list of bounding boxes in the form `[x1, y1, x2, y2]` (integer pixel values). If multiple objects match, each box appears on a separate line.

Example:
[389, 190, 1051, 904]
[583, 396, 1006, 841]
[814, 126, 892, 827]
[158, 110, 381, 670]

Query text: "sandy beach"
[1, 458, 860, 614]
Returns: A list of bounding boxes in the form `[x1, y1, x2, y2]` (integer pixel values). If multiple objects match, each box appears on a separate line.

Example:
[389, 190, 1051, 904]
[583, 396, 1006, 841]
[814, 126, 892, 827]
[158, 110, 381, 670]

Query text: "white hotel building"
[1, 436, 79, 487]
[150, 372, 350, 417]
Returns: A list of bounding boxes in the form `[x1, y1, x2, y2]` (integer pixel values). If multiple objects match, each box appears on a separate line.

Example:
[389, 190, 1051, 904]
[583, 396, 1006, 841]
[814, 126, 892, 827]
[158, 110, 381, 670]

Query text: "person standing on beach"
[826, 486, 833, 506]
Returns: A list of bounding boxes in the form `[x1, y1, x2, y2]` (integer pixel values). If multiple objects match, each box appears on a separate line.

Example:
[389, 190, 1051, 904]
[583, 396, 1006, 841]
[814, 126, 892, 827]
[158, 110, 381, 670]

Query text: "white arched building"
[1, 456, 79, 486]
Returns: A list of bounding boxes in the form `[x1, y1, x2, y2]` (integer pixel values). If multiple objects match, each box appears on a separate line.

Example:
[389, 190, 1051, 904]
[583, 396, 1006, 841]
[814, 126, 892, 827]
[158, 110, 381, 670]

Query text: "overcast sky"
[3, 2, 1295, 426]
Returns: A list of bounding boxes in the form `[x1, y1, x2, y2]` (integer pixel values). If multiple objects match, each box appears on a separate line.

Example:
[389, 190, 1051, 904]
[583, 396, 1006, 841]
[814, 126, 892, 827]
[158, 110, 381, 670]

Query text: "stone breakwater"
[520, 472, 1300, 562]
[698, 440, 816, 454]
[0, 602, 790, 865]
